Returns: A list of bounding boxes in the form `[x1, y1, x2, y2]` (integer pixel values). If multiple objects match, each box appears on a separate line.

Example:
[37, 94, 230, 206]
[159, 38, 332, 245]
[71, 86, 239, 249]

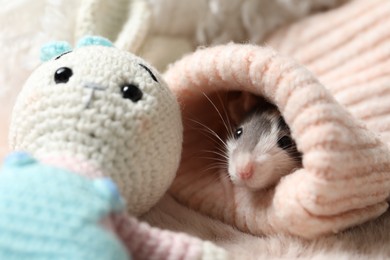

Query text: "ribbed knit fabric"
[164, 31, 390, 238]
[266, 0, 390, 142]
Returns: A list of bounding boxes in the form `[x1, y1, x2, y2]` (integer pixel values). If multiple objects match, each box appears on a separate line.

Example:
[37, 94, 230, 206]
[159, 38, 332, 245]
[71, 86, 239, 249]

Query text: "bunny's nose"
[83, 82, 106, 109]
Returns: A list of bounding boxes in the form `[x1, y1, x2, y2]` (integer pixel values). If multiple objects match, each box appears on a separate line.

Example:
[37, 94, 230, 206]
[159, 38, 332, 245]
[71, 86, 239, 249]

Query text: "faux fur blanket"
[2, 0, 390, 258]
[163, 0, 390, 239]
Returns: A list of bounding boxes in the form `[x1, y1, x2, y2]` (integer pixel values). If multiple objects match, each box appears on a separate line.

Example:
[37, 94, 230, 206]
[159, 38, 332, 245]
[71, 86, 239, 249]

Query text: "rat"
[226, 104, 302, 190]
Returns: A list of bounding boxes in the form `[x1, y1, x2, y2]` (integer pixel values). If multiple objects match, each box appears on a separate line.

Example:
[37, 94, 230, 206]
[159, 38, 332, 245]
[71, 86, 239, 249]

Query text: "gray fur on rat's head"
[9, 40, 183, 216]
[226, 107, 301, 190]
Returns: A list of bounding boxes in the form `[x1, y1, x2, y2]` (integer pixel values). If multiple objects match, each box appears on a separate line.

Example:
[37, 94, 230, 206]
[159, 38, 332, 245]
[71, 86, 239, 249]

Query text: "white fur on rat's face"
[226, 110, 299, 190]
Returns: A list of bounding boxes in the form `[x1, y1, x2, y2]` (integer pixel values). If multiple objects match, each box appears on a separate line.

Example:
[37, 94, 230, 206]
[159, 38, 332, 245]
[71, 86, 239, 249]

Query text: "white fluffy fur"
[0, 0, 80, 159]
[148, 0, 349, 45]
[0, 0, 79, 97]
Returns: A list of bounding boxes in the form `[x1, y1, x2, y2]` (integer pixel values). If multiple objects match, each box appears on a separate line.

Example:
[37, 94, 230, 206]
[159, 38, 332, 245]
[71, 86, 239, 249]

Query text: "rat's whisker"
[198, 156, 228, 164]
[189, 118, 227, 147]
[203, 149, 229, 160]
[215, 92, 234, 138]
[202, 92, 232, 137]
[202, 165, 228, 174]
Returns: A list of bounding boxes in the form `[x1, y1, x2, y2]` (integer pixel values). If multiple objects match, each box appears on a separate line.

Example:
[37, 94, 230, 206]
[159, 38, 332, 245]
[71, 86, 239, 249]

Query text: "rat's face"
[226, 110, 300, 190]
[10, 46, 183, 215]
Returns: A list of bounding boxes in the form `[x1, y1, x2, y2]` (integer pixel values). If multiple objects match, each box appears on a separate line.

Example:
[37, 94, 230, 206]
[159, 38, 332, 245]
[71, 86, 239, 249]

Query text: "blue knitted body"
[0, 152, 130, 260]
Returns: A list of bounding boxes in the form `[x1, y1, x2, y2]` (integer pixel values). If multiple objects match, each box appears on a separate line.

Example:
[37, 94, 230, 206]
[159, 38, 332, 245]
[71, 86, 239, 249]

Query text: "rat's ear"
[227, 91, 262, 125]
[40, 41, 72, 62]
[76, 36, 114, 48]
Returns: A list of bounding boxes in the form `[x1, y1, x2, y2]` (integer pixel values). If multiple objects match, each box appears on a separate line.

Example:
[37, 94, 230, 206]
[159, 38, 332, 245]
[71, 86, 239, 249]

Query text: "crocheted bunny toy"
[3, 36, 228, 259]
[9, 36, 183, 216]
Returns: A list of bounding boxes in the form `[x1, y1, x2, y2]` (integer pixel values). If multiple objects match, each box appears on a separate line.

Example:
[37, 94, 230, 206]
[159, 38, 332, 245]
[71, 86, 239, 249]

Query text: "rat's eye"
[278, 136, 293, 149]
[234, 127, 243, 139]
[54, 67, 73, 84]
[121, 84, 143, 102]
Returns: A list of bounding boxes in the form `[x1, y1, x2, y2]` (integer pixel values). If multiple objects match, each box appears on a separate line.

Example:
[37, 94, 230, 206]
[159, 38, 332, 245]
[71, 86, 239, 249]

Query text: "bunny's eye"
[121, 84, 143, 102]
[234, 127, 243, 139]
[54, 67, 73, 84]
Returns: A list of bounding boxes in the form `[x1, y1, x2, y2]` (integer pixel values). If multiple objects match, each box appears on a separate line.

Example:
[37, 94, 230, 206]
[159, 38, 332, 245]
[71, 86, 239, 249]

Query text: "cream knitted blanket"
[164, 0, 390, 239]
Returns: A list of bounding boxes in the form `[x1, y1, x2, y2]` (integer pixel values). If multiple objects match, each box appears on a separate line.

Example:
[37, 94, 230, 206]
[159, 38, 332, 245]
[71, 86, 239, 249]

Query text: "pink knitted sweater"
[113, 214, 226, 259]
[164, 0, 390, 239]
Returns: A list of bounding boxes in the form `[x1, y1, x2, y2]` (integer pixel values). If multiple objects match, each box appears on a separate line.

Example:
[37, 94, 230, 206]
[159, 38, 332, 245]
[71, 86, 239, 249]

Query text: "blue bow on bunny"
[40, 35, 114, 62]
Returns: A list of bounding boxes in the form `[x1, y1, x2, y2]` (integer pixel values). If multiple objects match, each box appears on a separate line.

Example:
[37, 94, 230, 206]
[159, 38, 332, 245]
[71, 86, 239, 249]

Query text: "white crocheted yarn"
[9, 45, 183, 216]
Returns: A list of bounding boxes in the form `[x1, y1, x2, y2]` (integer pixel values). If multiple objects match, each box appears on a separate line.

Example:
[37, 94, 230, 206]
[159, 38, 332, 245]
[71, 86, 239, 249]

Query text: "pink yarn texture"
[164, 0, 390, 238]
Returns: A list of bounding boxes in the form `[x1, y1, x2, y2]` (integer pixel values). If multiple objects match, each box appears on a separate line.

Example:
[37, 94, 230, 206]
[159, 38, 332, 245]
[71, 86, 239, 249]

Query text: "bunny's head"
[9, 36, 183, 215]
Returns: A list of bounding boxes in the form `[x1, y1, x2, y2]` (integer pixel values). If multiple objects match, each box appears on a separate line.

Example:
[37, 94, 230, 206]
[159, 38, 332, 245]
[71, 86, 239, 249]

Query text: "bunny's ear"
[76, 36, 114, 48]
[40, 41, 72, 62]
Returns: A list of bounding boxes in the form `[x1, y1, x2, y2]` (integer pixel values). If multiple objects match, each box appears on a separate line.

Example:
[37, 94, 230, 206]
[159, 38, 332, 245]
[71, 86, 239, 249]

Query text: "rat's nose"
[238, 162, 254, 180]
[83, 82, 106, 109]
